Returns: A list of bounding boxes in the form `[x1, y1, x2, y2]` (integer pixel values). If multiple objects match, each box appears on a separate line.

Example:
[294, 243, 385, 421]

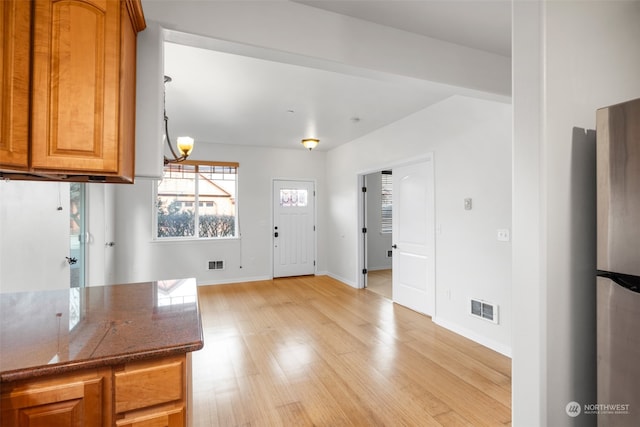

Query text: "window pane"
[381, 171, 392, 233]
[157, 164, 196, 237]
[156, 164, 238, 239]
[280, 189, 308, 207]
[69, 183, 85, 288]
[198, 165, 237, 238]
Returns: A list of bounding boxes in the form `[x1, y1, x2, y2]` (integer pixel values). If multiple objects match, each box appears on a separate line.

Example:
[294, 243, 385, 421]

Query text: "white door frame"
[356, 154, 436, 311]
[272, 178, 317, 278]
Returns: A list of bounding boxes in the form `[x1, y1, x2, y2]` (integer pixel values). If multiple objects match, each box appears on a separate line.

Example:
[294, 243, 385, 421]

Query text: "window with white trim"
[380, 170, 392, 233]
[155, 161, 238, 239]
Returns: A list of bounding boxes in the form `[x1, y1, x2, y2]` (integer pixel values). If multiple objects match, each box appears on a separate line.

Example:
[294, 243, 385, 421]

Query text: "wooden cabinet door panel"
[18, 399, 83, 427]
[31, 0, 120, 174]
[0, 0, 30, 170]
[1, 376, 103, 427]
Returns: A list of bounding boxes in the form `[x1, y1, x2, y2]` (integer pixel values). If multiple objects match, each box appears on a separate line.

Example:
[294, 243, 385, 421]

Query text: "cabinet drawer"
[115, 358, 184, 414]
[116, 406, 184, 427]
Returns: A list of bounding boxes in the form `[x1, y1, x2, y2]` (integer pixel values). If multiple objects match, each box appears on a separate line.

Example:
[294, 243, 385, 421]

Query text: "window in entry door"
[279, 189, 308, 207]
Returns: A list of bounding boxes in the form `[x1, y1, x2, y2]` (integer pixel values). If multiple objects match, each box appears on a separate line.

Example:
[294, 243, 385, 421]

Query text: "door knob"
[392, 244, 397, 249]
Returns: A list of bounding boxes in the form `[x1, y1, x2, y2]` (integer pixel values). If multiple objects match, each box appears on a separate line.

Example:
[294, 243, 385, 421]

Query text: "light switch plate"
[497, 229, 510, 242]
[464, 198, 472, 210]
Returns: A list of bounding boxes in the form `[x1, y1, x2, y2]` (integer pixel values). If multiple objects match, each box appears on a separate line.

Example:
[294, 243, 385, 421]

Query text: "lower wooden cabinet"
[0, 368, 110, 427]
[1, 354, 190, 427]
[114, 355, 186, 426]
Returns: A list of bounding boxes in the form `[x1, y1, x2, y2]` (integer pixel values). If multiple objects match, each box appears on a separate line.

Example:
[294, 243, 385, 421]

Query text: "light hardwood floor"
[194, 275, 511, 426]
[366, 269, 392, 299]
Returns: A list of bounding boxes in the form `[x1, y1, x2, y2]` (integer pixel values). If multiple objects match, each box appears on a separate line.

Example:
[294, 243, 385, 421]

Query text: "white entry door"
[392, 160, 435, 316]
[273, 180, 316, 278]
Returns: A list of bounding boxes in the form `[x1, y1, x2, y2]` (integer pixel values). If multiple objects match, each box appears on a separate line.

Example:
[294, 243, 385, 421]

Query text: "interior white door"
[86, 184, 116, 286]
[86, 184, 105, 286]
[104, 185, 116, 284]
[273, 180, 316, 278]
[392, 160, 435, 316]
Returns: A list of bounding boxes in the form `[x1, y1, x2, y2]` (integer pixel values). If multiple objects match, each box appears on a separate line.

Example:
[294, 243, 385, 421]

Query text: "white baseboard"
[432, 316, 512, 358]
[197, 275, 271, 286]
[367, 266, 392, 272]
[326, 272, 358, 288]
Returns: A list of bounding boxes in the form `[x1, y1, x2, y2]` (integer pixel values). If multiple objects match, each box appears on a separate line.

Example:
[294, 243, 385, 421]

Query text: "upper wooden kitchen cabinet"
[0, 0, 146, 183]
[0, 0, 31, 171]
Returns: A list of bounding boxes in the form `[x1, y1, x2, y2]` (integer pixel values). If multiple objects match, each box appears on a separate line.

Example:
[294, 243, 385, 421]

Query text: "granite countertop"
[0, 278, 204, 383]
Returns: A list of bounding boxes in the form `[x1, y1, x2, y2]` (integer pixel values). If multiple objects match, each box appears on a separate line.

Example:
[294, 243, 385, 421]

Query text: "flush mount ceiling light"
[301, 138, 319, 151]
[163, 75, 194, 165]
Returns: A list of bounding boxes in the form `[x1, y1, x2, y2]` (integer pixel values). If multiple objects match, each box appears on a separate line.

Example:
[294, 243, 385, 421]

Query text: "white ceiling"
[294, 0, 511, 57]
[163, 1, 511, 152]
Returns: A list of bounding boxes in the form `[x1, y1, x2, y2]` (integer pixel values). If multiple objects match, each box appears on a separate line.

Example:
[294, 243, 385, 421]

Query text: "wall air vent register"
[208, 260, 224, 270]
[470, 298, 499, 324]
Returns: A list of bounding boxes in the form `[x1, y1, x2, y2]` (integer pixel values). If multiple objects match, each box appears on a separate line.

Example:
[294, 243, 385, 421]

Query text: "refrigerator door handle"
[597, 270, 640, 293]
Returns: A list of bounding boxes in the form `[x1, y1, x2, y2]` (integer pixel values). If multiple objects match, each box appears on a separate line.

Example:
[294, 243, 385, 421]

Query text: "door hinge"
[314, 225, 316, 231]
[362, 186, 367, 193]
[314, 260, 316, 266]
[362, 227, 367, 233]
[362, 268, 368, 274]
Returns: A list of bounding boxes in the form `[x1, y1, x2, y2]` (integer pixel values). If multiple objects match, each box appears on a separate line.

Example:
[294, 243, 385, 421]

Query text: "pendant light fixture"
[301, 138, 319, 151]
[163, 75, 194, 165]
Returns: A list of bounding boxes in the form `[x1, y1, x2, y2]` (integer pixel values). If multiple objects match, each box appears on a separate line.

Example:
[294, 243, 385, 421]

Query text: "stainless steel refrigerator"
[596, 97, 640, 426]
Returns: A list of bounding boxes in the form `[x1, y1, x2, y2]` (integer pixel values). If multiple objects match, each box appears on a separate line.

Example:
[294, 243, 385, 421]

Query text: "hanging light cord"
[164, 108, 181, 161]
[163, 76, 182, 163]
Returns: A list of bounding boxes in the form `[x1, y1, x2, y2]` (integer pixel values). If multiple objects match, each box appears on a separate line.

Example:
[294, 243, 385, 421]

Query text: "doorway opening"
[362, 171, 393, 299]
[358, 156, 435, 316]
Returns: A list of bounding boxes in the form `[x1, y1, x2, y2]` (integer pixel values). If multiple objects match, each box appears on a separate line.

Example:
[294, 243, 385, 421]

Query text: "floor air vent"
[208, 260, 224, 270]
[470, 298, 499, 324]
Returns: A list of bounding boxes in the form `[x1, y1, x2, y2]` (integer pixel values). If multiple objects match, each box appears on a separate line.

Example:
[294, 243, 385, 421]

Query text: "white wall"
[326, 95, 512, 354]
[365, 172, 392, 271]
[0, 181, 70, 292]
[112, 143, 326, 285]
[512, 1, 640, 425]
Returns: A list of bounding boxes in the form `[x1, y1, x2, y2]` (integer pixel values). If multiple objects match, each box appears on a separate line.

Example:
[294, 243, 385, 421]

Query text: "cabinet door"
[0, 375, 104, 427]
[30, 0, 121, 175]
[0, 0, 30, 170]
